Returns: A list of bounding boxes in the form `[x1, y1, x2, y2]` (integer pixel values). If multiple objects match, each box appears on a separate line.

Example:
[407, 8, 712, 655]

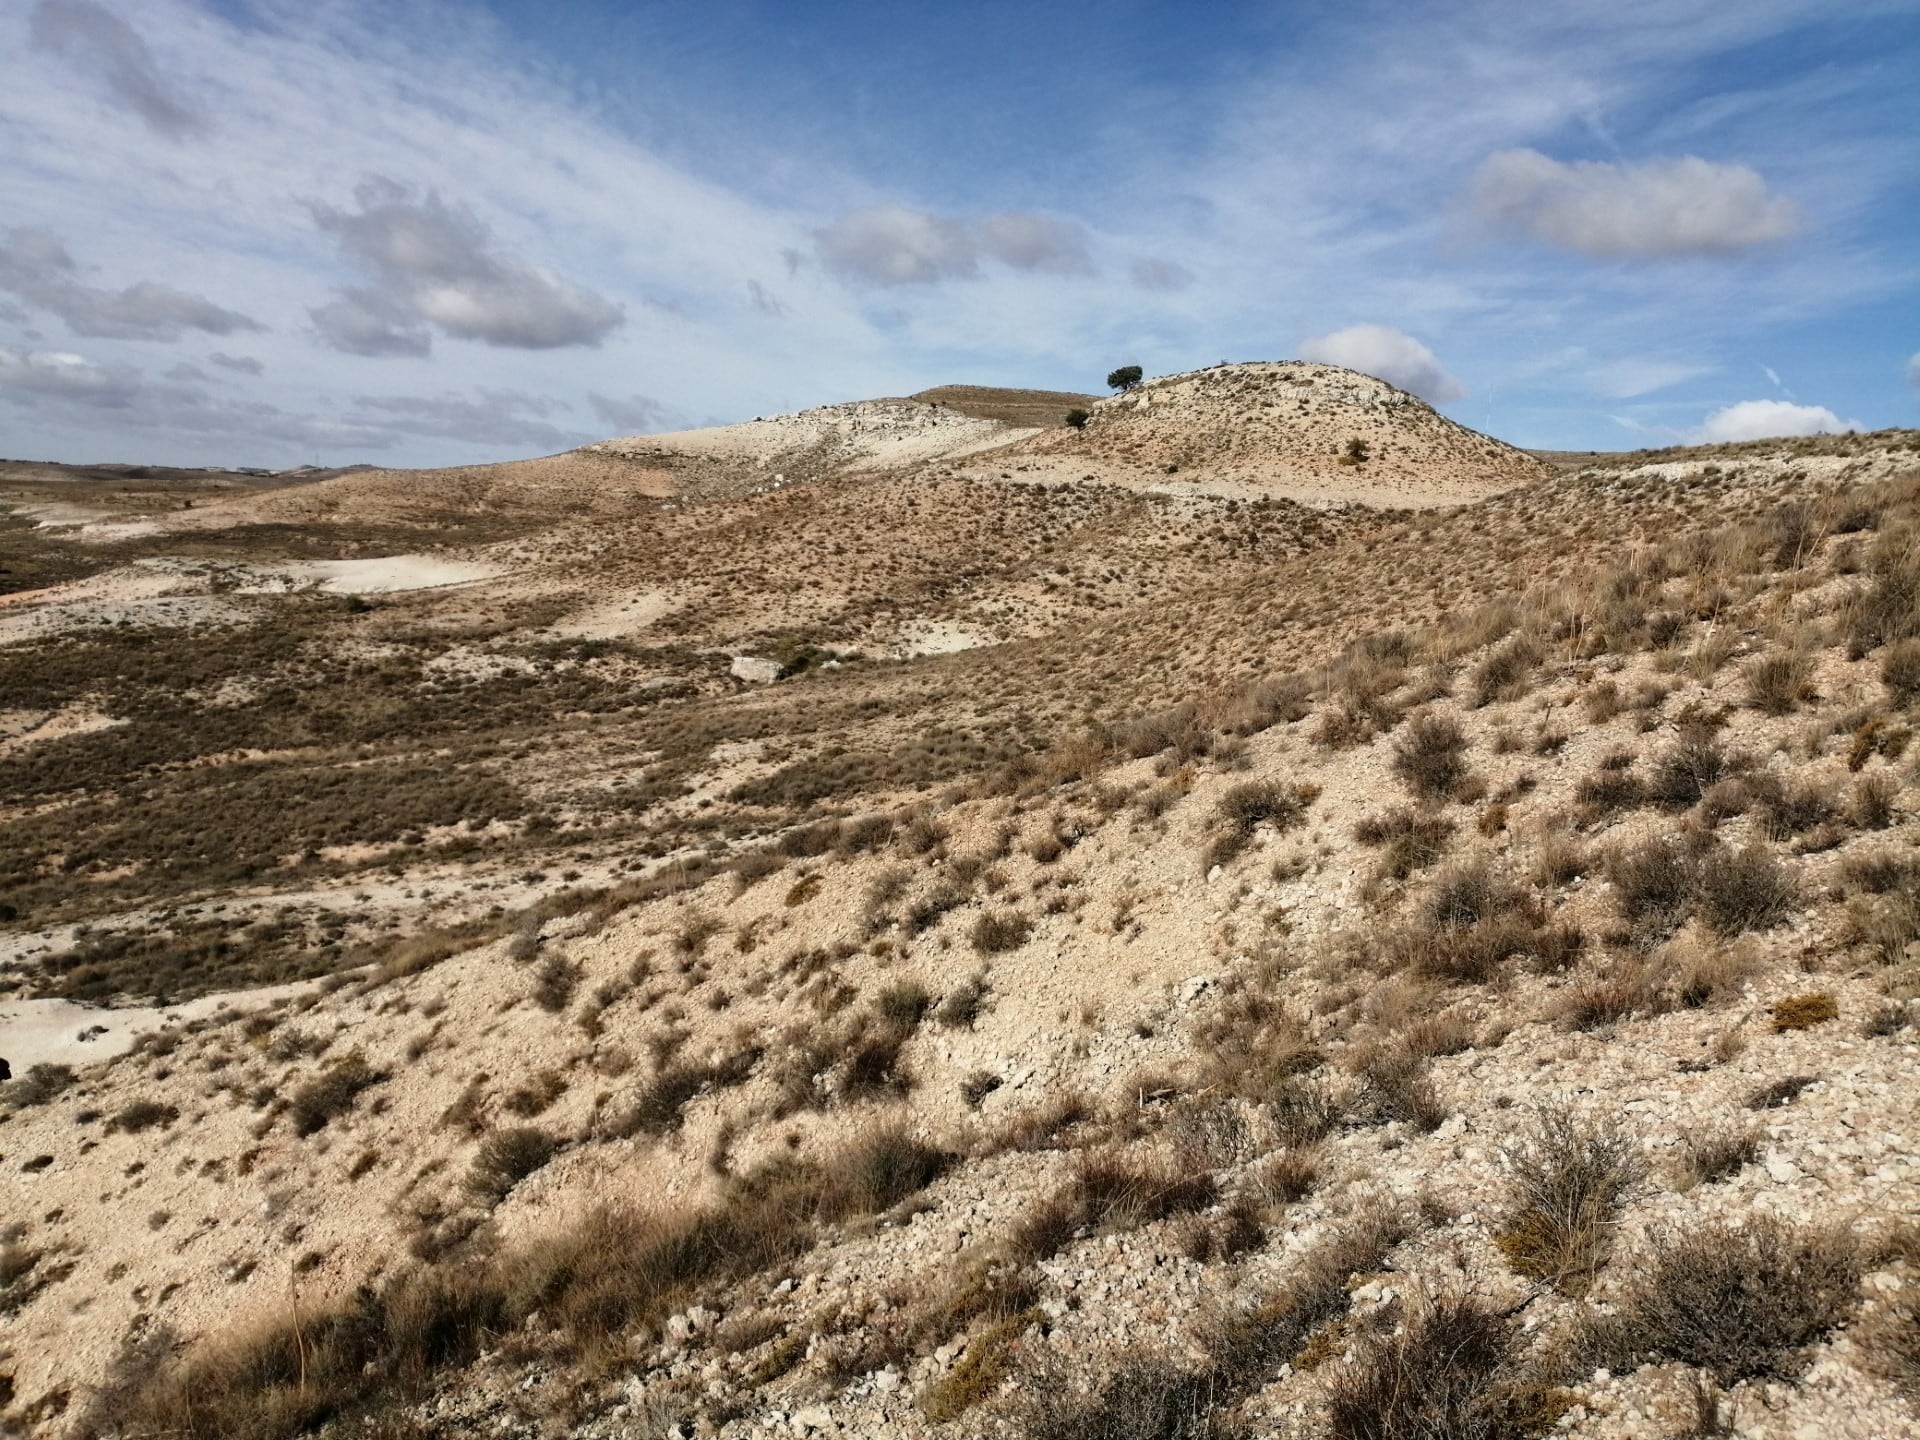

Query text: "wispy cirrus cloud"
[0, 0, 1912, 466]
[29, 0, 206, 139]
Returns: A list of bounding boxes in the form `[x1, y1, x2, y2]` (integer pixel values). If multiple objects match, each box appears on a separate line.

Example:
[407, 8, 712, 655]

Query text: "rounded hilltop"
[1000, 360, 1550, 506]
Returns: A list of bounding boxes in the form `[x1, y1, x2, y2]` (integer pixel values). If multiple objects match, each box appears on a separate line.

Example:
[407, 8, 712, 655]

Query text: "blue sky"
[0, 0, 1915, 467]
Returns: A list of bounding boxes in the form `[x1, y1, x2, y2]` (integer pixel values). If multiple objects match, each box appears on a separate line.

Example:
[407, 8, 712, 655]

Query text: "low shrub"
[289, 1053, 382, 1137]
[107, 1099, 179, 1134]
[466, 1125, 556, 1203]
[1205, 779, 1318, 870]
[970, 910, 1031, 955]
[1578, 1217, 1861, 1384]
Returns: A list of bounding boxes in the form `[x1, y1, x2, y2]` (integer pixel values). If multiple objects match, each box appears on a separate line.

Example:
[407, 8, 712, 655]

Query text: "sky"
[0, 0, 1915, 468]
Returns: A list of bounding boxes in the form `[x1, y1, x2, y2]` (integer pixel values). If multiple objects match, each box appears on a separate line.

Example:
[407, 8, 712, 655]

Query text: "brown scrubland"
[1, 363, 1918, 1440]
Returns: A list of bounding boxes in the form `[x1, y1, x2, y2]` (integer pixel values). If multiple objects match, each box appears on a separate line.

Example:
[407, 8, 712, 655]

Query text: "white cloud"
[0, 0, 1905, 465]
[1297, 324, 1466, 403]
[1695, 398, 1859, 443]
[29, 0, 205, 139]
[815, 206, 1091, 286]
[0, 227, 261, 341]
[1907, 352, 1920, 390]
[1469, 149, 1800, 259]
[310, 178, 625, 354]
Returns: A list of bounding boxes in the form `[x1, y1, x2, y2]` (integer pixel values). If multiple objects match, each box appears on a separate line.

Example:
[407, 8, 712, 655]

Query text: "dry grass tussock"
[93, 1123, 949, 1440]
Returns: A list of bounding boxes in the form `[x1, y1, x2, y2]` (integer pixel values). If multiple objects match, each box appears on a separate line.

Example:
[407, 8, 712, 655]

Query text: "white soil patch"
[0, 594, 248, 645]
[237, 555, 501, 595]
[898, 619, 995, 656]
[547, 589, 676, 639]
[0, 979, 317, 1071]
[0, 704, 126, 758]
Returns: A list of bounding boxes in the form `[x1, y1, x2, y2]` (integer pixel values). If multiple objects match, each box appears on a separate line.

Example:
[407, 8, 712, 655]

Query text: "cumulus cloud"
[309, 178, 625, 354]
[346, 390, 586, 451]
[1130, 258, 1193, 292]
[589, 392, 673, 433]
[1297, 323, 1466, 402]
[29, 0, 206, 139]
[0, 228, 262, 341]
[1469, 149, 1799, 259]
[815, 205, 1091, 286]
[1695, 398, 1859, 443]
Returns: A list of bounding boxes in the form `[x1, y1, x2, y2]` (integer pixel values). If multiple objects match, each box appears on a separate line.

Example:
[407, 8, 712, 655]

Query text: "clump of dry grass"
[1673, 1127, 1760, 1189]
[1325, 1291, 1565, 1440]
[1391, 712, 1471, 801]
[1770, 992, 1838, 1031]
[1354, 806, 1454, 881]
[1006, 1148, 1217, 1263]
[1494, 1109, 1642, 1294]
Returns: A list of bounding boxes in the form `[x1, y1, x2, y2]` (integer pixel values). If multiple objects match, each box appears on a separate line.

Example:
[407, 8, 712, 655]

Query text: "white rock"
[730, 655, 782, 684]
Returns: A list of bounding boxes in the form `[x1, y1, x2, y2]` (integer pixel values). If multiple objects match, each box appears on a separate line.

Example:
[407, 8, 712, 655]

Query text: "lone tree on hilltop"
[1106, 365, 1143, 393]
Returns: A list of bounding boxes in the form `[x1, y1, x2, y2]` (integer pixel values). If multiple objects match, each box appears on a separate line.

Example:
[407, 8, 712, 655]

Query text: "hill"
[2, 380, 1919, 1440]
[1003, 362, 1550, 505]
[911, 384, 1099, 428]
